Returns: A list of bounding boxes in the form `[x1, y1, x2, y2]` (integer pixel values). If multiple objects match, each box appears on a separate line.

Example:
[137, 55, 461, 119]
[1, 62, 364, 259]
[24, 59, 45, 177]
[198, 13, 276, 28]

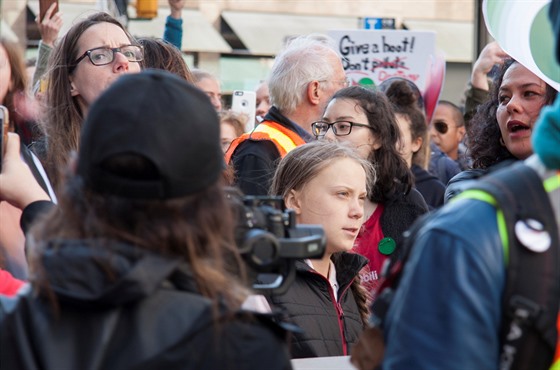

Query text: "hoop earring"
[499, 137, 505, 146]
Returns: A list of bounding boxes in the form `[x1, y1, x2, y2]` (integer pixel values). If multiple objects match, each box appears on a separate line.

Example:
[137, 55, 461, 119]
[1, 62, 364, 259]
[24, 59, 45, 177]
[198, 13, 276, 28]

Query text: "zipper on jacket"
[335, 283, 354, 355]
[335, 301, 347, 355]
[309, 268, 354, 356]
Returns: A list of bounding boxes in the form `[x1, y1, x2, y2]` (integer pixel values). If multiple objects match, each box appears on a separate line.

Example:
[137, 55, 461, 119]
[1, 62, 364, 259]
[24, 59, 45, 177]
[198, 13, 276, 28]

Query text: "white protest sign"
[291, 355, 356, 370]
[328, 30, 436, 92]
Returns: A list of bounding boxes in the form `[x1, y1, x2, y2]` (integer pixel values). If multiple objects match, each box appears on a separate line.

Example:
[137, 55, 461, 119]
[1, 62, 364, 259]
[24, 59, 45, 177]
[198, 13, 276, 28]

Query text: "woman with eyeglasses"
[40, 12, 143, 193]
[314, 86, 428, 295]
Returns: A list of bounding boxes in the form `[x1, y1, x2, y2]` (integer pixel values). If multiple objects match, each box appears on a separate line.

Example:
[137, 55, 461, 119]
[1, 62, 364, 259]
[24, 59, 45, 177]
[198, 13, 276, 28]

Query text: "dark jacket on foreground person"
[0, 241, 292, 370]
[267, 253, 368, 359]
[0, 70, 294, 370]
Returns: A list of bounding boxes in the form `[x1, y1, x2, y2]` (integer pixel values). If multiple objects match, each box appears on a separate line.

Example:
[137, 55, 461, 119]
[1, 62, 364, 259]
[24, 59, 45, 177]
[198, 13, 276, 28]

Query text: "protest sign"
[483, 0, 559, 91]
[328, 29, 442, 121]
[328, 30, 436, 92]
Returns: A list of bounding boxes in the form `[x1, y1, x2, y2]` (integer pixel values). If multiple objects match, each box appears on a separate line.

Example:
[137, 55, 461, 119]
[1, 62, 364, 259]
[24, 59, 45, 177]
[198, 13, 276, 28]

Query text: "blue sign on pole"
[363, 17, 396, 30]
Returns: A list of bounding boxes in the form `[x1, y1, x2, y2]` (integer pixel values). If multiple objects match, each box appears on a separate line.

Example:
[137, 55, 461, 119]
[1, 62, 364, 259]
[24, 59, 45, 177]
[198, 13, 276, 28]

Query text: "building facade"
[2, 0, 477, 105]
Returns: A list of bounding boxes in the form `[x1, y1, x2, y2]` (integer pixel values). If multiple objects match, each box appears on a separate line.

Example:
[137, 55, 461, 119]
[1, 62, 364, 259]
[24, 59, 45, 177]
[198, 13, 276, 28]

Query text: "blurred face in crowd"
[196, 77, 222, 111]
[255, 81, 270, 121]
[496, 62, 548, 160]
[220, 121, 238, 153]
[70, 22, 141, 113]
[285, 157, 366, 255]
[395, 113, 421, 168]
[430, 104, 465, 160]
[323, 98, 379, 159]
[0, 44, 11, 104]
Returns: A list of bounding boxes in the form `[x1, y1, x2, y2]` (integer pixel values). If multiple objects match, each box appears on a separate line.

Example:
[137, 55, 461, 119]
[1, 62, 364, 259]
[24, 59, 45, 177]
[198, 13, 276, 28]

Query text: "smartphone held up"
[39, 0, 59, 21]
[231, 90, 257, 132]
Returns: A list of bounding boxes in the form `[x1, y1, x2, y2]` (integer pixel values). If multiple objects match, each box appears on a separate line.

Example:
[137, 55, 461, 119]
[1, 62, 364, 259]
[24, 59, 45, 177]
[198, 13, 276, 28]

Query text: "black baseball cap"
[77, 69, 223, 199]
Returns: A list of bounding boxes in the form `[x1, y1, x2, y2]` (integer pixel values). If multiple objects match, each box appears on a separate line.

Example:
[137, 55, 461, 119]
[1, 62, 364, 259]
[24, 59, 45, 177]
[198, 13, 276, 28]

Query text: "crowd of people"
[0, 0, 559, 369]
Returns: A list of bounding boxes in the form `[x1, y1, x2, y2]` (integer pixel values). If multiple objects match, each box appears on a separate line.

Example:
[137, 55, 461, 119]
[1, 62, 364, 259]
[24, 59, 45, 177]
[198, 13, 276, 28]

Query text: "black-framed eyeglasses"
[70, 45, 144, 71]
[311, 120, 373, 137]
[433, 121, 449, 135]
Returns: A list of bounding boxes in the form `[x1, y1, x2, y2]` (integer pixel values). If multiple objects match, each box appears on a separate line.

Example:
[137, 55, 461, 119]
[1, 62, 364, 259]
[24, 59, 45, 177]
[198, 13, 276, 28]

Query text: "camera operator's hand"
[0, 133, 50, 210]
[350, 326, 385, 370]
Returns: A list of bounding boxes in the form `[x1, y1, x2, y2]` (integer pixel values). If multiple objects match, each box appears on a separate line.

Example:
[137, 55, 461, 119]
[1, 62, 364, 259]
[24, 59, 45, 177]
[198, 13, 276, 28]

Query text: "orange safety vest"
[225, 120, 306, 164]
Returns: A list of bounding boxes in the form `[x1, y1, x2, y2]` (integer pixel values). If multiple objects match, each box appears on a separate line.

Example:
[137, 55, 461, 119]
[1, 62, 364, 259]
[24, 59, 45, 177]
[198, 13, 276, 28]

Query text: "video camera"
[226, 187, 326, 295]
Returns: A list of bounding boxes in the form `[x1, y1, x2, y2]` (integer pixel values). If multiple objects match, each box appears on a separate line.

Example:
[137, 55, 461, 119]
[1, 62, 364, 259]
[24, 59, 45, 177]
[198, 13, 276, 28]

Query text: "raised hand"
[471, 41, 509, 91]
[36, 3, 63, 47]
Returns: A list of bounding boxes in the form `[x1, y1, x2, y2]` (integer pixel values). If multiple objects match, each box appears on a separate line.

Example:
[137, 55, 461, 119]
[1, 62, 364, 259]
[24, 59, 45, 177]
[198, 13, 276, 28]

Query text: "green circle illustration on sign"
[358, 78, 376, 90]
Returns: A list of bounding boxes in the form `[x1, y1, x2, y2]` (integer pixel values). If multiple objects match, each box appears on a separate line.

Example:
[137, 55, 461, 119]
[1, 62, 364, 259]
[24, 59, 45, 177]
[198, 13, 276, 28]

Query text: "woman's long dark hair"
[43, 13, 137, 193]
[384, 79, 430, 169]
[29, 155, 249, 311]
[138, 37, 195, 83]
[330, 86, 414, 204]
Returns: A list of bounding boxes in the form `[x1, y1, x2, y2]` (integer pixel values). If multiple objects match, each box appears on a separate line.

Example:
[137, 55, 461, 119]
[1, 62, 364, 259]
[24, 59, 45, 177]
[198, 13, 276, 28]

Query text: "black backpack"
[371, 162, 560, 370]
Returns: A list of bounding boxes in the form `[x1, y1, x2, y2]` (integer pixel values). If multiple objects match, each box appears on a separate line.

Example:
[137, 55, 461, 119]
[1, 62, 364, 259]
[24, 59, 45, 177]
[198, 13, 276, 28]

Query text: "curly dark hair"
[468, 59, 557, 169]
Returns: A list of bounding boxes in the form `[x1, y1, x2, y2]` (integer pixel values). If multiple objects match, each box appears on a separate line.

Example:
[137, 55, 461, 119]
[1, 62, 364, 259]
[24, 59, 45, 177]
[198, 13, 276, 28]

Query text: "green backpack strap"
[456, 162, 560, 370]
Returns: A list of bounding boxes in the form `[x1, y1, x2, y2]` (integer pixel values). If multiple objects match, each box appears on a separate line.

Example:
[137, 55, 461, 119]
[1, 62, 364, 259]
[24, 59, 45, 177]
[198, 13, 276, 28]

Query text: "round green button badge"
[378, 237, 396, 255]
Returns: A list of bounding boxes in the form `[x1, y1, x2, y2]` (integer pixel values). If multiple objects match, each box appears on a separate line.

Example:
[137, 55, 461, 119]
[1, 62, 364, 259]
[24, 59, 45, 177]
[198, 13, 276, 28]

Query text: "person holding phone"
[32, 2, 63, 90]
[0, 39, 54, 280]
[40, 12, 142, 194]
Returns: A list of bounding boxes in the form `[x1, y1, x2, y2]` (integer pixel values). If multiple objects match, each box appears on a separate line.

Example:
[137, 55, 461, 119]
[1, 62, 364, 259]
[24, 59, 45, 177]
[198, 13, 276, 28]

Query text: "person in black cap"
[0, 69, 292, 370]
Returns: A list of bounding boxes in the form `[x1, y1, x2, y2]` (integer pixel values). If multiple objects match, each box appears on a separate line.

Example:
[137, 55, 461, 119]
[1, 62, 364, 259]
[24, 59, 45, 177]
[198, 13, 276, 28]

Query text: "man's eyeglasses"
[319, 77, 351, 88]
[311, 120, 373, 137]
[70, 45, 144, 71]
[433, 121, 450, 135]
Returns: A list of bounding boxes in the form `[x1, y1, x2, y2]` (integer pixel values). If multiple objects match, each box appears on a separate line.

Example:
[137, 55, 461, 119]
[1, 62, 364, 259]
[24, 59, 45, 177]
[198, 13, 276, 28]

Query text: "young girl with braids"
[269, 140, 375, 359]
